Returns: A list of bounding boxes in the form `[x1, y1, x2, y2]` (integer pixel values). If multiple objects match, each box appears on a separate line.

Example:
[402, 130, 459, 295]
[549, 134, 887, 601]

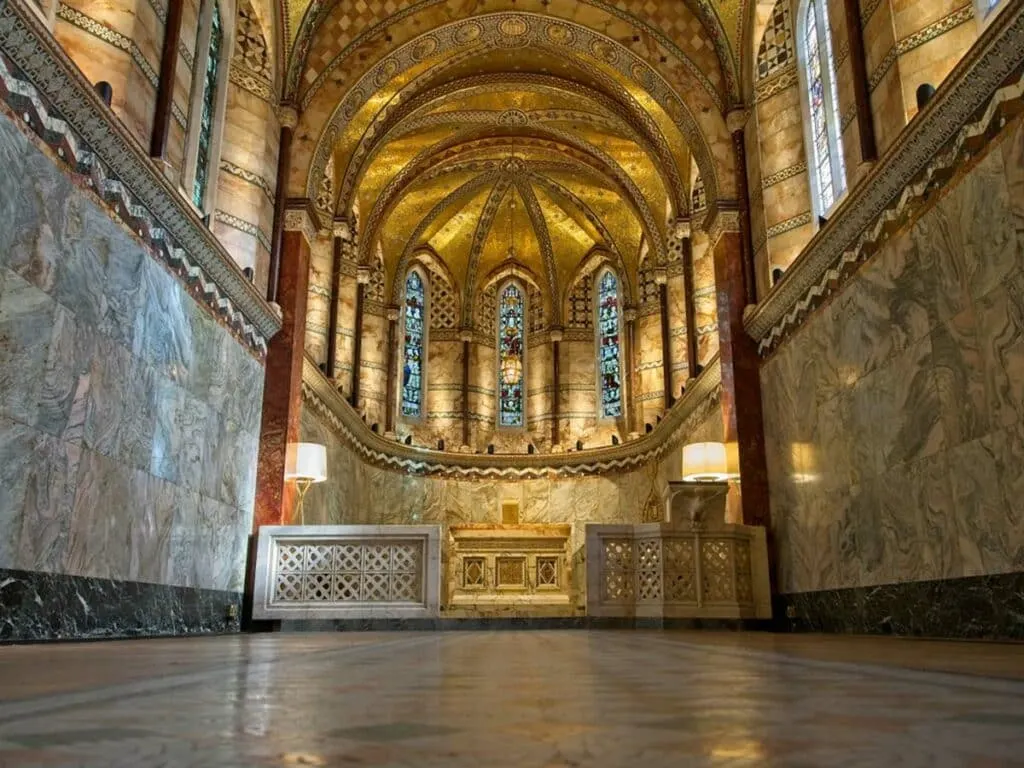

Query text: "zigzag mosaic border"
[301, 354, 721, 480]
[746, 4, 1024, 356]
[220, 158, 275, 204]
[0, 0, 280, 355]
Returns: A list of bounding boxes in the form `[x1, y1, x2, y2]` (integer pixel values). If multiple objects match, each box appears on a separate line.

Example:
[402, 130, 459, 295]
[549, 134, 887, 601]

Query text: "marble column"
[254, 207, 315, 528]
[550, 327, 563, 447]
[267, 107, 298, 305]
[728, 111, 757, 307]
[461, 329, 472, 447]
[709, 212, 770, 530]
[656, 270, 673, 409]
[384, 306, 399, 434]
[844, 0, 878, 163]
[623, 307, 638, 434]
[351, 266, 369, 408]
[677, 221, 699, 380]
[149, 0, 183, 160]
[326, 219, 350, 381]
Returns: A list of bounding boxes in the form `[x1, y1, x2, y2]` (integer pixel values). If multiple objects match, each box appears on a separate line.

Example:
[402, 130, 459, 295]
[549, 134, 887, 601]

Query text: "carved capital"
[654, 267, 668, 286]
[386, 305, 400, 322]
[704, 205, 741, 249]
[671, 217, 691, 240]
[623, 308, 637, 323]
[726, 108, 749, 134]
[278, 104, 299, 129]
[460, 328, 474, 343]
[283, 205, 318, 247]
[549, 327, 564, 343]
[332, 217, 354, 241]
[356, 266, 372, 285]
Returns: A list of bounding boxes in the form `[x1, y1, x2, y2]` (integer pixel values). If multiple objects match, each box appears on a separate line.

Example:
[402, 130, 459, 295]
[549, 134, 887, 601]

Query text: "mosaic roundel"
[498, 109, 529, 127]
[454, 21, 482, 44]
[412, 36, 439, 61]
[545, 24, 575, 46]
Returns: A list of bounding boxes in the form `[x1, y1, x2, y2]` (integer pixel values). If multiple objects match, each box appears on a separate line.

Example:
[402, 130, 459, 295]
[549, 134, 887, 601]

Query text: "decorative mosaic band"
[229, 64, 273, 103]
[745, 3, 1024, 356]
[220, 159, 275, 204]
[0, 0, 280, 354]
[766, 211, 812, 239]
[214, 210, 272, 252]
[302, 353, 721, 480]
[762, 162, 807, 189]
[754, 65, 798, 104]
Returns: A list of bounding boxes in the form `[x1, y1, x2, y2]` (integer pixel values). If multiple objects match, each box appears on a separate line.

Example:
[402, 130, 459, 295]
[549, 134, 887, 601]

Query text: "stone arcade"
[1, 0, 1024, 763]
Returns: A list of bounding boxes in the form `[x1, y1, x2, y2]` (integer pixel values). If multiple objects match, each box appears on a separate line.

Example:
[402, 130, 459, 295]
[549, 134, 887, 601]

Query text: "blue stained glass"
[805, 0, 835, 212]
[193, 1, 222, 208]
[401, 271, 425, 417]
[597, 271, 623, 418]
[498, 283, 525, 428]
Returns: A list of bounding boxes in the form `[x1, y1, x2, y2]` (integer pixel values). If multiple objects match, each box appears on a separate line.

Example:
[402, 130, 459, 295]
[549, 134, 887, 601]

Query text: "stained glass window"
[597, 271, 623, 418]
[802, 0, 845, 214]
[192, 1, 222, 209]
[498, 282, 525, 428]
[401, 270, 426, 418]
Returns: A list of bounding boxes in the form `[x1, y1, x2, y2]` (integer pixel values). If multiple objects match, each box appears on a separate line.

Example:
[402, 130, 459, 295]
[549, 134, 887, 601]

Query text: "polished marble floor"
[1, 631, 1023, 767]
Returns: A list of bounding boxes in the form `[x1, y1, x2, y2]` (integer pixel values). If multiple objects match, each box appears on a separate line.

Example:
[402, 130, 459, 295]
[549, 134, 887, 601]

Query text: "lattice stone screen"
[586, 524, 771, 619]
[253, 526, 442, 620]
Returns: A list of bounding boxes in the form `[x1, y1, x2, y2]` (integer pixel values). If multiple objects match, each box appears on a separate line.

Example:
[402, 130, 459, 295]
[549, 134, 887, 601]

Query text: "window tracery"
[401, 270, 426, 418]
[800, 0, 846, 215]
[498, 282, 526, 428]
[597, 270, 623, 418]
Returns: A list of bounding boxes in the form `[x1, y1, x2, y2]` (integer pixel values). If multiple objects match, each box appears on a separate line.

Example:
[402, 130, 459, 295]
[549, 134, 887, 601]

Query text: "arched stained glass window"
[401, 270, 426, 418]
[498, 282, 525, 428]
[800, 0, 845, 215]
[597, 270, 623, 418]
[192, 0, 223, 208]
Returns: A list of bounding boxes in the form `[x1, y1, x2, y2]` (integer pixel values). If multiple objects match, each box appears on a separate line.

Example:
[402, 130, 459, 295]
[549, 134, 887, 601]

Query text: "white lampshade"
[284, 443, 327, 483]
[681, 442, 729, 482]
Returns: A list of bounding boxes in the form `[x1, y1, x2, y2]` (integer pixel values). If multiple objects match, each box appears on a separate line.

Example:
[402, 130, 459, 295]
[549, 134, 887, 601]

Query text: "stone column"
[254, 206, 316, 528]
[350, 266, 370, 408]
[844, 0, 878, 164]
[623, 307, 638, 435]
[550, 327, 563, 447]
[676, 219, 699, 380]
[267, 106, 298, 305]
[460, 328, 472, 448]
[727, 110, 757, 307]
[384, 305, 399, 434]
[326, 219, 352, 381]
[656, 268, 673, 409]
[149, 0, 183, 161]
[709, 210, 770, 530]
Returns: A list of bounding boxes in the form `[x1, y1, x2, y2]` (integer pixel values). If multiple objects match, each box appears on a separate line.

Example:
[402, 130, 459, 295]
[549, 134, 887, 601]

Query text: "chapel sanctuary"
[0, 0, 1023, 761]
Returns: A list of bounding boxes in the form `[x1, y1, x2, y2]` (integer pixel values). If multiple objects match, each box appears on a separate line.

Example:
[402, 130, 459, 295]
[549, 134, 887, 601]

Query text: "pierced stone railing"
[251, 525, 442, 620]
[585, 522, 771, 619]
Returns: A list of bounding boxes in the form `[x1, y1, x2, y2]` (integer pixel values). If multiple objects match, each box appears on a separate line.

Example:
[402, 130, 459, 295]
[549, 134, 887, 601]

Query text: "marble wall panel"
[763, 117, 1024, 602]
[0, 109, 262, 639]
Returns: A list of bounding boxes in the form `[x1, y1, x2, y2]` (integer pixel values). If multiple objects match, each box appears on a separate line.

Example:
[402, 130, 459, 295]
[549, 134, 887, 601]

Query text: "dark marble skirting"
[0, 569, 242, 643]
[775, 572, 1024, 640]
[272, 617, 772, 632]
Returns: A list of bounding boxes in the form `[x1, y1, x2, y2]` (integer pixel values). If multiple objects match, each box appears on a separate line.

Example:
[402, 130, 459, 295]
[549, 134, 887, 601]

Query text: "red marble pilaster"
[254, 228, 310, 529]
[712, 228, 770, 529]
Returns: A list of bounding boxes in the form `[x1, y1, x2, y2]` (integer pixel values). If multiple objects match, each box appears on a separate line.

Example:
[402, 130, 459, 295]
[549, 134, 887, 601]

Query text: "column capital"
[622, 307, 637, 323]
[386, 305, 400, 322]
[283, 201, 319, 247]
[671, 217, 692, 241]
[332, 217, 355, 241]
[356, 266, 372, 284]
[654, 267, 668, 286]
[277, 104, 299, 129]
[549, 327, 564, 343]
[726, 107, 749, 134]
[459, 328, 474, 343]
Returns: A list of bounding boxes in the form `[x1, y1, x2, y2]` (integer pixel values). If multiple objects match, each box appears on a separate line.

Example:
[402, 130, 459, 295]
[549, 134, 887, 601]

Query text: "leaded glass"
[498, 283, 525, 428]
[805, 0, 834, 211]
[401, 271, 425, 418]
[597, 271, 623, 418]
[192, 1, 222, 209]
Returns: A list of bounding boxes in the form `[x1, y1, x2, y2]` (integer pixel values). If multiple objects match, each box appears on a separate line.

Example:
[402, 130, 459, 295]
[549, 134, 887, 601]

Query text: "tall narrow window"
[800, 0, 845, 215]
[597, 270, 623, 418]
[192, 0, 223, 208]
[498, 282, 525, 428]
[401, 270, 426, 418]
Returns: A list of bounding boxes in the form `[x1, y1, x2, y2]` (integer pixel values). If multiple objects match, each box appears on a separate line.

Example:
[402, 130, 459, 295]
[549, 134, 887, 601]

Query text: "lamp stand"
[294, 478, 314, 525]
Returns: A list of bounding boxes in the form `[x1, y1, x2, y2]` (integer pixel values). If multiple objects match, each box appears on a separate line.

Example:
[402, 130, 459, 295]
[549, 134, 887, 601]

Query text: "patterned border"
[214, 209, 272, 251]
[754, 64, 797, 104]
[765, 211, 811, 238]
[220, 158, 275, 204]
[745, 3, 1024, 355]
[0, 0, 280, 352]
[868, 4, 975, 92]
[301, 354, 721, 480]
[762, 161, 806, 188]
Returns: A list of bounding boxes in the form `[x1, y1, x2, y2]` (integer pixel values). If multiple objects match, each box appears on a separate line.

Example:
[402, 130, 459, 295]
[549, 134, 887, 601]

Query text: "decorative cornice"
[705, 207, 741, 249]
[745, 3, 1024, 355]
[0, 0, 280, 353]
[301, 353, 721, 480]
[762, 162, 806, 189]
[228, 64, 274, 103]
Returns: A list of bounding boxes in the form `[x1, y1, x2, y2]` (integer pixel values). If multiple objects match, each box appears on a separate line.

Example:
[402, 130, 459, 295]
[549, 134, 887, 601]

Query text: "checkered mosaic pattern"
[756, 0, 793, 80]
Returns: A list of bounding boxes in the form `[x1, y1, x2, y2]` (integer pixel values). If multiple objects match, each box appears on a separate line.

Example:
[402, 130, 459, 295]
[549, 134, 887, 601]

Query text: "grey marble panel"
[14, 430, 81, 574]
[83, 336, 157, 471]
[186, 306, 232, 413]
[974, 270, 1024, 431]
[168, 488, 201, 588]
[132, 259, 194, 382]
[126, 473, 176, 585]
[1002, 116, 1024, 240]
[931, 303, 990, 449]
[0, 268, 56, 426]
[0, 416, 35, 568]
[101, 225, 150, 348]
[50, 196, 110, 331]
[151, 379, 209, 488]
[36, 303, 97, 440]
[193, 495, 245, 592]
